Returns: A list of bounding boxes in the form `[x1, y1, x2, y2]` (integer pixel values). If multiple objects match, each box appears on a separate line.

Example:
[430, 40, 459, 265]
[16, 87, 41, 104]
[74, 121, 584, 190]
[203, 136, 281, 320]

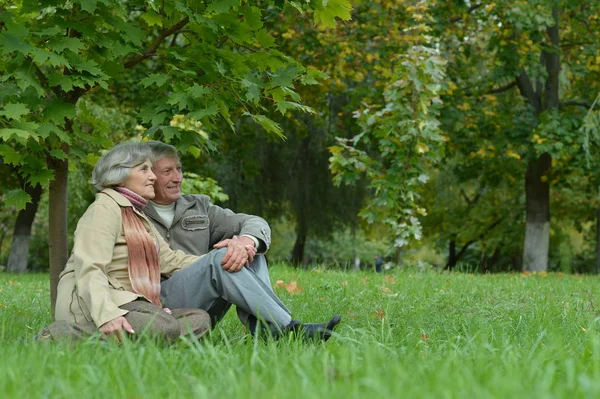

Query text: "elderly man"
[143, 141, 341, 340]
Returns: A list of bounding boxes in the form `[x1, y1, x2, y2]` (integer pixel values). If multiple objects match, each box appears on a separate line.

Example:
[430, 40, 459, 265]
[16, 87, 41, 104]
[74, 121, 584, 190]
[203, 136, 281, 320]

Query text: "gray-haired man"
[143, 141, 341, 340]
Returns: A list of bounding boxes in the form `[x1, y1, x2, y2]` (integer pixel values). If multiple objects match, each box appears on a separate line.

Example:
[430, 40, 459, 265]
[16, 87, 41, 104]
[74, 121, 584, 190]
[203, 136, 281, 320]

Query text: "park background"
[2, 1, 600, 281]
[2, 1, 600, 397]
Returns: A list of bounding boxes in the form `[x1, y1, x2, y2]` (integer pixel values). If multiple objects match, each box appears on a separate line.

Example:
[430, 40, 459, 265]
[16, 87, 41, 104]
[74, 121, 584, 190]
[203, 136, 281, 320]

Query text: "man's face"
[151, 156, 183, 205]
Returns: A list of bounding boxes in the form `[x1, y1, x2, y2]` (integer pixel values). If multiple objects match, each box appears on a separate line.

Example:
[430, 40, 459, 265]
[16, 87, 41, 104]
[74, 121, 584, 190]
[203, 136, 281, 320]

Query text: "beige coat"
[55, 189, 200, 328]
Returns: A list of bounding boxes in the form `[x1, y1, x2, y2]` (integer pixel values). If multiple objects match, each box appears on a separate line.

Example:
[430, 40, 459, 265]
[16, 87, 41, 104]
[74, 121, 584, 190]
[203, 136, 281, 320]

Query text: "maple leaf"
[0, 103, 30, 121]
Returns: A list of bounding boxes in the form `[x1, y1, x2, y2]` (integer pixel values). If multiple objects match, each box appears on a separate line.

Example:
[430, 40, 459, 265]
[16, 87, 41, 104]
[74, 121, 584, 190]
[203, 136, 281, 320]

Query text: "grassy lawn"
[2, 265, 600, 398]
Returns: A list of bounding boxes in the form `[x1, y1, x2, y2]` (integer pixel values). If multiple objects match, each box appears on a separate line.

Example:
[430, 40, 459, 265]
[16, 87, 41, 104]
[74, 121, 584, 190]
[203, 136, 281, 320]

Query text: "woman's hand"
[99, 316, 135, 342]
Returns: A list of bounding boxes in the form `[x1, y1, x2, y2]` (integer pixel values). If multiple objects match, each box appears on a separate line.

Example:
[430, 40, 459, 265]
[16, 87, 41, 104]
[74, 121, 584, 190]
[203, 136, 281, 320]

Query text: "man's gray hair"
[145, 140, 180, 164]
[91, 142, 153, 192]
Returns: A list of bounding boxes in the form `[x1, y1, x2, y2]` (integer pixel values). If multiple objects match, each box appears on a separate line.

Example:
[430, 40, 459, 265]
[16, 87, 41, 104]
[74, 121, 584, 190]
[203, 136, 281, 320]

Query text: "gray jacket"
[144, 194, 271, 257]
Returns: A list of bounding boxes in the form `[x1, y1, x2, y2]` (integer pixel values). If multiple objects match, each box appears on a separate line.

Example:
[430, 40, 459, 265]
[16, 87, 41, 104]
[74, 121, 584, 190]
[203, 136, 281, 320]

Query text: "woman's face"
[123, 159, 156, 199]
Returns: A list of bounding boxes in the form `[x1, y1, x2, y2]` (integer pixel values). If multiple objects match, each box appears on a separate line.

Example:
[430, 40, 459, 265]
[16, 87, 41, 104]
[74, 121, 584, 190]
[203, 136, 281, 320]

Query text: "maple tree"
[0, 0, 351, 312]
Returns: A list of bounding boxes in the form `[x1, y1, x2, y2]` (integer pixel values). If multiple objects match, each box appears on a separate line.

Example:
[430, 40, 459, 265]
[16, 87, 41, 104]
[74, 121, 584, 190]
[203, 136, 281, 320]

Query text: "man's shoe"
[293, 314, 342, 342]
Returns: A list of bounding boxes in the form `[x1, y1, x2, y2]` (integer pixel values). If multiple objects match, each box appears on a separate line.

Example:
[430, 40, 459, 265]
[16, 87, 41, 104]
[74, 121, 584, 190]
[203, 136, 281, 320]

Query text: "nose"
[148, 170, 157, 182]
[173, 170, 183, 183]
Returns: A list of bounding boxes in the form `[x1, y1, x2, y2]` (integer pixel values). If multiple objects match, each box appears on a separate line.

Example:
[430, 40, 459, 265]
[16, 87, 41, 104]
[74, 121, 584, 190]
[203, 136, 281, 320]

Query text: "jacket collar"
[100, 188, 146, 217]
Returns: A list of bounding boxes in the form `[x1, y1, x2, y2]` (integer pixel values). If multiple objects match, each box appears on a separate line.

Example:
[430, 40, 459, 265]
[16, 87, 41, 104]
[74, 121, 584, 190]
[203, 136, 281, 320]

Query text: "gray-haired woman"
[38, 142, 210, 342]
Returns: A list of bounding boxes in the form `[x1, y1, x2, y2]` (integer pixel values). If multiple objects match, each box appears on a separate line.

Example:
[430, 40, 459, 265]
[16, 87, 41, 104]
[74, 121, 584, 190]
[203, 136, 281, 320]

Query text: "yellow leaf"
[416, 142, 429, 154]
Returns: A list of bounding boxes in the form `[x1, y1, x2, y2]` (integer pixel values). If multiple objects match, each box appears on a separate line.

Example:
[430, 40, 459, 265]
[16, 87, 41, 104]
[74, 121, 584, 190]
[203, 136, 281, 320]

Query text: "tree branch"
[516, 69, 541, 114]
[124, 17, 190, 69]
[487, 81, 517, 95]
[26, 57, 61, 98]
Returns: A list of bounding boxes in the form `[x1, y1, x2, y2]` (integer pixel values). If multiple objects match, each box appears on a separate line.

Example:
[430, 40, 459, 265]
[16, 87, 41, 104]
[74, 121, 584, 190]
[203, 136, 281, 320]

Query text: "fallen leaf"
[374, 308, 385, 319]
[286, 280, 303, 295]
[361, 276, 370, 284]
[340, 281, 348, 287]
[379, 285, 390, 293]
[384, 293, 399, 297]
[275, 280, 285, 288]
[421, 333, 430, 341]
[384, 275, 397, 285]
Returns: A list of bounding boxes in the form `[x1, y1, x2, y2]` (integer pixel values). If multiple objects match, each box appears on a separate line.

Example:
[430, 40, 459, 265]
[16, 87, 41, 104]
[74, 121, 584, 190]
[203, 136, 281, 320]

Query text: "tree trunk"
[518, 7, 559, 273]
[7, 183, 43, 273]
[291, 216, 308, 266]
[446, 236, 457, 270]
[596, 207, 600, 274]
[48, 156, 69, 318]
[522, 153, 551, 272]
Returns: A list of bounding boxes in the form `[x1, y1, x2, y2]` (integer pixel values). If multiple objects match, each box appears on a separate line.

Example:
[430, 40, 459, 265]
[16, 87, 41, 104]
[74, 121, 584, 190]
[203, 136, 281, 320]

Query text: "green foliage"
[0, 0, 353, 210]
[181, 172, 229, 204]
[330, 2, 447, 250]
[267, 217, 387, 266]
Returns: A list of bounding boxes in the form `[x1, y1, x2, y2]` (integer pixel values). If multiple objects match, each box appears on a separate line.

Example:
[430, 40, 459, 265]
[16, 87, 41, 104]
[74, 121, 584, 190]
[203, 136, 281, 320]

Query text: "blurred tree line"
[1, 0, 600, 288]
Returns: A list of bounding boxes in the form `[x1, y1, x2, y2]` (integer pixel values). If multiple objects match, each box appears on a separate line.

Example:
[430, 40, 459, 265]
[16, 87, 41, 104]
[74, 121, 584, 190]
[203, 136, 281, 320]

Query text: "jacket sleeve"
[71, 200, 128, 328]
[197, 196, 272, 253]
[154, 223, 201, 277]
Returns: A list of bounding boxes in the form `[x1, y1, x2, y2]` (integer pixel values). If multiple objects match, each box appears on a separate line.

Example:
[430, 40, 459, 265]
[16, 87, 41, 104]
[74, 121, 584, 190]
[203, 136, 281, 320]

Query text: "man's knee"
[207, 247, 228, 265]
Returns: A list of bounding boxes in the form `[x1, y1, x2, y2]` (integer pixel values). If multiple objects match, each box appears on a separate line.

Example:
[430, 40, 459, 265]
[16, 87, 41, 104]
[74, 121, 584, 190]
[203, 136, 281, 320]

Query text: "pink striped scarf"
[114, 187, 161, 306]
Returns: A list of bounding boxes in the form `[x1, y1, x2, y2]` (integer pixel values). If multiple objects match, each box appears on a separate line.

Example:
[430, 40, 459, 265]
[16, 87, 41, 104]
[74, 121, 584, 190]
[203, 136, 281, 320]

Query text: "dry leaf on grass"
[286, 280, 303, 295]
[384, 275, 397, 285]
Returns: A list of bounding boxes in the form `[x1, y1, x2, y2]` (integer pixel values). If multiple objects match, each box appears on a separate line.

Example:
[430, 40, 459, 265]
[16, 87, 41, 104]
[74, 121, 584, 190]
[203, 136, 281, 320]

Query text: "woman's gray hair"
[91, 142, 153, 192]
[145, 140, 180, 164]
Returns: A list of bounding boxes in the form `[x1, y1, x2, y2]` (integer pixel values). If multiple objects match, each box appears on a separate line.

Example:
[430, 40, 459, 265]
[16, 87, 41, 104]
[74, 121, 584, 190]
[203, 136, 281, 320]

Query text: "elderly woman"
[39, 142, 210, 342]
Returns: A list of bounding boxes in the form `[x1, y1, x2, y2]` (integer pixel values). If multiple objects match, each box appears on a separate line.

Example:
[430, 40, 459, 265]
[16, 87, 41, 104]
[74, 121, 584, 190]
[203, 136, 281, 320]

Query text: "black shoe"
[247, 315, 285, 339]
[292, 314, 342, 342]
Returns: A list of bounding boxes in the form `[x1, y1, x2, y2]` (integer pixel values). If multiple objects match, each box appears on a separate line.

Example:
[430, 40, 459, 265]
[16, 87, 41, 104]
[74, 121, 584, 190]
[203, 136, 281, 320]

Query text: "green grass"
[2, 266, 600, 398]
